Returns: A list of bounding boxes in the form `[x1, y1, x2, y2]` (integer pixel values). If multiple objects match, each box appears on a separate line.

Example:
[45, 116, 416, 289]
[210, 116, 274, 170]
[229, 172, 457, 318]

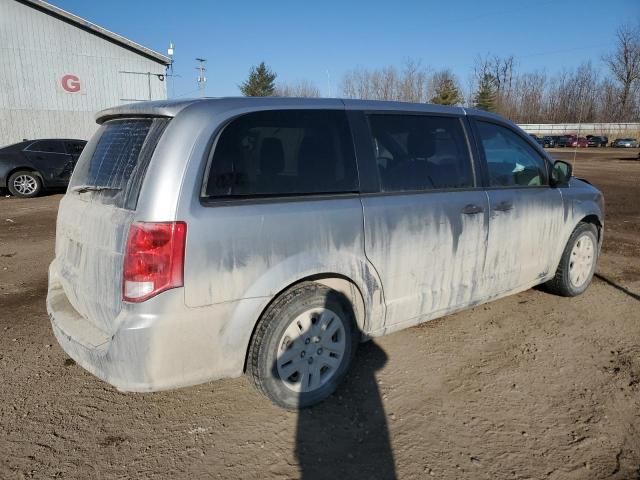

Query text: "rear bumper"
[47, 260, 265, 392]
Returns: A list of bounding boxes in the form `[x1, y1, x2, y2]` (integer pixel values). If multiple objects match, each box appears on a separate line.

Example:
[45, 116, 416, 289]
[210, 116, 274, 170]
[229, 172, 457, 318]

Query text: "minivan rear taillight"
[123, 222, 187, 302]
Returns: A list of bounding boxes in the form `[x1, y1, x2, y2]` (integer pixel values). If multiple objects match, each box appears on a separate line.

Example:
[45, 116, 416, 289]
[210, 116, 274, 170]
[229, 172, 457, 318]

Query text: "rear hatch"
[55, 117, 169, 334]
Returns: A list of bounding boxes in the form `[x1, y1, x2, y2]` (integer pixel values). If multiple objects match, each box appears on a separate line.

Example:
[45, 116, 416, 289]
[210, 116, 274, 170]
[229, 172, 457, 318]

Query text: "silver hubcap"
[276, 307, 346, 393]
[569, 234, 595, 288]
[13, 175, 37, 195]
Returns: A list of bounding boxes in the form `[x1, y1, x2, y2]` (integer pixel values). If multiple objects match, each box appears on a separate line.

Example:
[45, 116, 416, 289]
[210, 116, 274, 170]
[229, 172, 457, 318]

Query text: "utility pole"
[196, 58, 207, 97]
[167, 41, 175, 98]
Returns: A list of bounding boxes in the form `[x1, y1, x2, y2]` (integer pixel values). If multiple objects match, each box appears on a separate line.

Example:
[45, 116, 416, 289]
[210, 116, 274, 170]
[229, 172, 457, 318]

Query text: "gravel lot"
[1, 149, 639, 479]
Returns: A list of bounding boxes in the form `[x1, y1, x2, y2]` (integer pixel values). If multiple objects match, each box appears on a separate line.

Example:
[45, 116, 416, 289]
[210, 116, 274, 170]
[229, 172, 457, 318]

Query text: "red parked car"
[566, 135, 588, 148]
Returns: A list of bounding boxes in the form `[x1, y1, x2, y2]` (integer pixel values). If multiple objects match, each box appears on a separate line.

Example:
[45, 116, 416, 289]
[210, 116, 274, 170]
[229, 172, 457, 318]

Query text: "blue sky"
[52, 0, 638, 98]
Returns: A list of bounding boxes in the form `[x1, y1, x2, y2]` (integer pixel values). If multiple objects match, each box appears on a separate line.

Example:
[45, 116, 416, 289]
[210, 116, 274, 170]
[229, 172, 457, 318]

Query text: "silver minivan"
[47, 98, 604, 409]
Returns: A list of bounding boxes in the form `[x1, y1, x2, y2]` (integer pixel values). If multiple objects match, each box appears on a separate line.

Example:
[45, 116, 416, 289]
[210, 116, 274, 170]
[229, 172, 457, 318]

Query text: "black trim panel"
[200, 192, 361, 208]
[346, 110, 379, 194]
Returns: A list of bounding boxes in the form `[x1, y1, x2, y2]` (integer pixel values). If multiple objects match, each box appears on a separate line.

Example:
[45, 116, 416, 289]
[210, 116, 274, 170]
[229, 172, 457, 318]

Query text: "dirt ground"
[1, 149, 639, 480]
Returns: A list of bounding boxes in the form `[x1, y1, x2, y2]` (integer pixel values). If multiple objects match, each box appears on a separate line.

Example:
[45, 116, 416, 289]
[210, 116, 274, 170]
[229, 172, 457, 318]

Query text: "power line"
[419, 0, 561, 35]
[516, 44, 610, 60]
[172, 88, 201, 99]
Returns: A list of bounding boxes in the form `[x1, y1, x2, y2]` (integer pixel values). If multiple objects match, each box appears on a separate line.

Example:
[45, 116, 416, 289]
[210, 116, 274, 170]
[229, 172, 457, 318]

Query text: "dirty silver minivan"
[47, 98, 604, 409]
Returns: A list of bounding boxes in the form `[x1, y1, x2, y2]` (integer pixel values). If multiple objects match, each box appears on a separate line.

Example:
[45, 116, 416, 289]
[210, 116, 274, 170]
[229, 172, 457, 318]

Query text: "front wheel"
[544, 222, 598, 297]
[247, 283, 359, 409]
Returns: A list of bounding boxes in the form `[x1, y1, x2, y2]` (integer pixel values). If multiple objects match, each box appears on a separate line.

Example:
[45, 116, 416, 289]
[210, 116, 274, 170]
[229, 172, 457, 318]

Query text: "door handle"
[494, 201, 514, 212]
[461, 204, 484, 215]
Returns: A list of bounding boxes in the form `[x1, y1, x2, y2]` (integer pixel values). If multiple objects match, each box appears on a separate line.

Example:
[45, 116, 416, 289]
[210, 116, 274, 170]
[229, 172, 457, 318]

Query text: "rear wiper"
[71, 185, 122, 194]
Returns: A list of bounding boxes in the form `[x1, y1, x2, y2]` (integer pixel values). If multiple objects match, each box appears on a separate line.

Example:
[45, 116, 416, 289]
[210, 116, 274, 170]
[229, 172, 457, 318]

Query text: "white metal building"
[0, 0, 170, 146]
[519, 123, 640, 137]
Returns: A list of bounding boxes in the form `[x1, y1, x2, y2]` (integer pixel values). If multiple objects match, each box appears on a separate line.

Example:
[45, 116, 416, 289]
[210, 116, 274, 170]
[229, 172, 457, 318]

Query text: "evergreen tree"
[430, 71, 463, 105]
[473, 73, 497, 111]
[239, 62, 277, 97]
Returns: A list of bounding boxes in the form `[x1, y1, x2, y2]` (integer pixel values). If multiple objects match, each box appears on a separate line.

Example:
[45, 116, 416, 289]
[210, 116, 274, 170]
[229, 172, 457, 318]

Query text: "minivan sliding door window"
[203, 110, 359, 199]
[366, 114, 474, 192]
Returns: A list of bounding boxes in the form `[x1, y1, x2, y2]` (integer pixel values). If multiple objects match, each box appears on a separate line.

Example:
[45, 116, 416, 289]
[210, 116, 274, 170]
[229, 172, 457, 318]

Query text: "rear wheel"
[545, 222, 598, 297]
[8, 171, 42, 198]
[247, 282, 359, 409]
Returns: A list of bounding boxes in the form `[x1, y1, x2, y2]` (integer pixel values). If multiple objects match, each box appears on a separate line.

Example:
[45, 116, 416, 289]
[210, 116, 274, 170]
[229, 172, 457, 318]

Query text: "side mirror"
[551, 160, 572, 186]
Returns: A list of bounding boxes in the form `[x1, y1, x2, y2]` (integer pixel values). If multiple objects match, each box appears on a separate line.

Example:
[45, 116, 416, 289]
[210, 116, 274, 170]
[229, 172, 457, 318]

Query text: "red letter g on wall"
[61, 74, 81, 93]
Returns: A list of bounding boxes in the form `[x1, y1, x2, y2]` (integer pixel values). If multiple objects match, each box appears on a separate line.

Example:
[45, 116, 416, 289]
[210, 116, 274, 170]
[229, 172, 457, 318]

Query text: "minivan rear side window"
[367, 114, 474, 192]
[69, 118, 169, 209]
[204, 110, 358, 198]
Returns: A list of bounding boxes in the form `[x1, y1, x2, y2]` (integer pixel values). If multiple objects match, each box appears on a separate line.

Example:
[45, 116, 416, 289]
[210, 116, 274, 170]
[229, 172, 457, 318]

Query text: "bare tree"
[370, 66, 399, 100]
[341, 67, 374, 100]
[471, 55, 492, 95]
[603, 23, 640, 120]
[340, 59, 429, 102]
[595, 78, 620, 122]
[398, 59, 430, 102]
[512, 72, 546, 123]
[545, 63, 599, 123]
[337, 22, 638, 122]
[273, 79, 321, 97]
[471, 55, 517, 117]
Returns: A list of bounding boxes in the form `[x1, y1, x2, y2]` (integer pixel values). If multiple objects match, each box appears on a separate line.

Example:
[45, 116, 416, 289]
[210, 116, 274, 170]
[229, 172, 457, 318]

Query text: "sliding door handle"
[461, 204, 484, 215]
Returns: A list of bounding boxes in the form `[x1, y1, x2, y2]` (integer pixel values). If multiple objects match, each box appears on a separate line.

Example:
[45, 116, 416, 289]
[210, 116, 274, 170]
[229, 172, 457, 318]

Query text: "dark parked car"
[555, 135, 572, 147]
[542, 135, 562, 148]
[611, 138, 639, 148]
[0, 138, 86, 197]
[587, 136, 608, 147]
[529, 133, 545, 146]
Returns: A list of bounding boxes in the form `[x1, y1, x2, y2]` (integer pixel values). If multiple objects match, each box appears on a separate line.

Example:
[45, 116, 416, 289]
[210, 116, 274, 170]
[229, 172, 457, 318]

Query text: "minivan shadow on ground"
[614, 155, 640, 162]
[295, 341, 396, 480]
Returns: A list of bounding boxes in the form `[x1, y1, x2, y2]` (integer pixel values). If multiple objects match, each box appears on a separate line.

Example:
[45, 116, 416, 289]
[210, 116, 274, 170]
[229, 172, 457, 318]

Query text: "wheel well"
[243, 273, 367, 372]
[580, 214, 602, 240]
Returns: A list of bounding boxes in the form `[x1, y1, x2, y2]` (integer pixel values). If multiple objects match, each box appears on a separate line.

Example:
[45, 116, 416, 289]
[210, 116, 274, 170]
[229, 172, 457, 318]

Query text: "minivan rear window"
[203, 110, 358, 198]
[69, 118, 169, 209]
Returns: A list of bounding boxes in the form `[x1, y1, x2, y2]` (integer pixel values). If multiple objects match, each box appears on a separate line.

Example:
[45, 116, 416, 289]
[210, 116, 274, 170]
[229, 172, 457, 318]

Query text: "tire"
[544, 222, 598, 297]
[7, 170, 42, 198]
[247, 282, 359, 409]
